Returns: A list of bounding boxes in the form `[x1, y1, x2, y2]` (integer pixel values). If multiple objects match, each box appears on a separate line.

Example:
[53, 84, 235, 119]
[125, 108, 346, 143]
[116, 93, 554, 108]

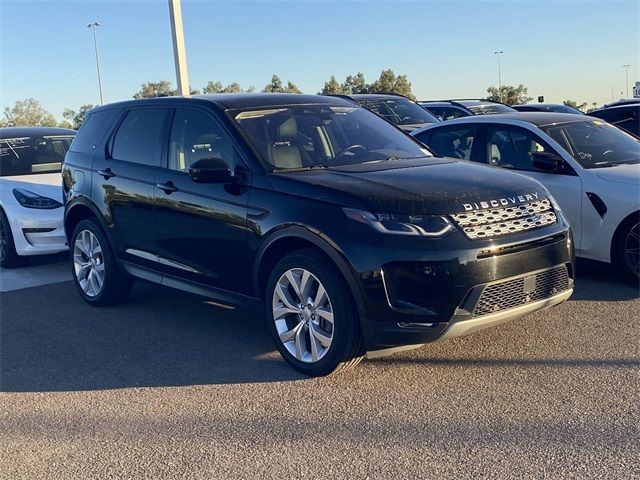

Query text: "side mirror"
[189, 156, 240, 184]
[532, 152, 564, 173]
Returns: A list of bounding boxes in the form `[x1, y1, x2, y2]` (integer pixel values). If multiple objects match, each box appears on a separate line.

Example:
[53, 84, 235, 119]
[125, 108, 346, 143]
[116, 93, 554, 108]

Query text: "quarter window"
[111, 108, 169, 166]
[70, 109, 119, 153]
[419, 126, 478, 160]
[168, 109, 241, 172]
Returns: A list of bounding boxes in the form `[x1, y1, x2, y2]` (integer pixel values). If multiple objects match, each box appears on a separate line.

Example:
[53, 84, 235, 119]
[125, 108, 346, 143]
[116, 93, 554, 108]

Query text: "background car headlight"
[344, 208, 453, 237]
[12, 188, 63, 209]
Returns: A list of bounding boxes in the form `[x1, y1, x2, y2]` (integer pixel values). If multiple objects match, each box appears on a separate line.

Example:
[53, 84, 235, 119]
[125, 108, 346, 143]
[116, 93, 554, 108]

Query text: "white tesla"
[412, 113, 640, 280]
[0, 127, 75, 267]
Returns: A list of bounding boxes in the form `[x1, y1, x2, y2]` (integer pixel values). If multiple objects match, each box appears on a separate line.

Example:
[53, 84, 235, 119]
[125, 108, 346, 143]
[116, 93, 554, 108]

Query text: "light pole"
[494, 51, 504, 102]
[169, 0, 190, 96]
[87, 22, 104, 105]
[623, 64, 631, 98]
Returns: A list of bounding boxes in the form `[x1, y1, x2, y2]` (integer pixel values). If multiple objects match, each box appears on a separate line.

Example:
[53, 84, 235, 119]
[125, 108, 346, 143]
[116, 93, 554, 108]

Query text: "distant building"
[634, 81, 640, 98]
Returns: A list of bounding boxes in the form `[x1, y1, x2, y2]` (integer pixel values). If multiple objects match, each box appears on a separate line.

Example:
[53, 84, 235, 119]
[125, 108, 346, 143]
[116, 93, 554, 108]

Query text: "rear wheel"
[0, 208, 23, 268]
[266, 249, 364, 376]
[614, 217, 640, 282]
[71, 219, 132, 305]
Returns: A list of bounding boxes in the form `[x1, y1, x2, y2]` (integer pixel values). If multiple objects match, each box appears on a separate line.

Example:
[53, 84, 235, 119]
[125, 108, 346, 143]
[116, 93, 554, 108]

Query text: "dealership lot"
[1, 257, 638, 478]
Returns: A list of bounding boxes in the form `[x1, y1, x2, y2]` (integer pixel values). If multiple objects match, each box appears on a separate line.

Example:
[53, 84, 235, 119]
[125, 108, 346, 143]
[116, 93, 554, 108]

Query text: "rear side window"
[111, 108, 169, 166]
[70, 109, 119, 153]
[421, 126, 478, 160]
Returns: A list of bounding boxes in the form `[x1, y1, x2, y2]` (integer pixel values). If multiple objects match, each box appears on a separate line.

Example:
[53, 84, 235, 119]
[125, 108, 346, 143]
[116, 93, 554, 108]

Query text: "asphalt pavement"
[0, 258, 638, 479]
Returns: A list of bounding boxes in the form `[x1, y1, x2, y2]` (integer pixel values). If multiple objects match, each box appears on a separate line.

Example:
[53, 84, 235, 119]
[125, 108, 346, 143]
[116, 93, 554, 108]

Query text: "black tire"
[265, 248, 365, 376]
[70, 218, 132, 306]
[0, 208, 24, 268]
[613, 215, 640, 283]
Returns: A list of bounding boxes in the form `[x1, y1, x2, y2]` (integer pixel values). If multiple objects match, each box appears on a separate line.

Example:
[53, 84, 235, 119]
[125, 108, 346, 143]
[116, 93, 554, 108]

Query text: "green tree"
[486, 84, 533, 105]
[133, 81, 199, 99]
[342, 72, 368, 94]
[563, 99, 588, 112]
[203, 81, 224, 94]
[320, 76, 344, 95]
[60, 104, 96, 130]
[262, 75, 302, 93]
[133, 80, 176, 99]
[364, 69, 416, 100]
[1, 98, 57, 127]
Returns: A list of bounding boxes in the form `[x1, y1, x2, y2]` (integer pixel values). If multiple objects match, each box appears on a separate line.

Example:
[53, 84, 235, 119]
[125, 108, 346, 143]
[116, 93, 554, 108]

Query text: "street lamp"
[494, 51, 504, 102]
[622, 64, 631, 99]
[87, 21, 104, 105]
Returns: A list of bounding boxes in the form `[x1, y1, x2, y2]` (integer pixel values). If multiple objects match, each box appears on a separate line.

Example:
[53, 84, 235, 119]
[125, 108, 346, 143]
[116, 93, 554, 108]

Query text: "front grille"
[473, 265, 570, 317]
[450, 199, 557, 240]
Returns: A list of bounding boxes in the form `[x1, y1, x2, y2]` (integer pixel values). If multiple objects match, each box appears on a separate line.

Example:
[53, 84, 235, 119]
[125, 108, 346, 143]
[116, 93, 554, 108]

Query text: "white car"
[0, 127, 75, 267]
[411, 113, 640, 280]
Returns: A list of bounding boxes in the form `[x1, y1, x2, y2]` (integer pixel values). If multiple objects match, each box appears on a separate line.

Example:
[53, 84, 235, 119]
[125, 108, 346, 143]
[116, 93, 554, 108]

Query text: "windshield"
[541, 120, 640, 168]
[462, 102, 516, 115]
[231, 105, 432, 170]
[358, 98, 439, 125]
[0, 135, 74, 176]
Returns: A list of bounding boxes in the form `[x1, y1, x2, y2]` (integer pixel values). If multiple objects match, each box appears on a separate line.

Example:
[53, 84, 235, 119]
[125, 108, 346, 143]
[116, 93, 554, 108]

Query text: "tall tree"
[342, 72, 368, 94]
[60, 104, 96, 130]
[486, 84, 533, 105]
[563, 99, 588, 112]
[1, 98, 57, 127]
[367, 69, 416, 100]
[262, 75, 302, 93]
[320, 76, 345, 95]
[133, 81, 199, 99]
[262, 74, 284, 93]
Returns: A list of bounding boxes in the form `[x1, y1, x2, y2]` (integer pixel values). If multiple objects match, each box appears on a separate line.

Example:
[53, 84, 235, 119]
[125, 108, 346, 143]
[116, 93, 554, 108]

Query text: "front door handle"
[156, 181, 179, 194]
[98, 168, 115, 179]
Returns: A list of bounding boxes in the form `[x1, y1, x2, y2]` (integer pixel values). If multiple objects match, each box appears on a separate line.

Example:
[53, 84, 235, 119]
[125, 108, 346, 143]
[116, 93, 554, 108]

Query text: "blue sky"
[1, 0, 638, 119]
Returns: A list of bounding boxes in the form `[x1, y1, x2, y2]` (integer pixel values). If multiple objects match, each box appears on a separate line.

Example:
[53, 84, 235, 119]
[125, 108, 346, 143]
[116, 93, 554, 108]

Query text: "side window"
[168, 108, 241, 172]
[440, 107, 468, 121]
[487, 126, 549, 171]
[423, 126, 478, 160]
[111, 108, 169, 166]
[69, 109, 119, 153]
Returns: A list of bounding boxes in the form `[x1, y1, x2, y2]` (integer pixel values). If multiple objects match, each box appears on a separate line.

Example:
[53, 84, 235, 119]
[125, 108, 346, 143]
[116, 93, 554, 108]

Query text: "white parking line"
[0, 258, 71, 292]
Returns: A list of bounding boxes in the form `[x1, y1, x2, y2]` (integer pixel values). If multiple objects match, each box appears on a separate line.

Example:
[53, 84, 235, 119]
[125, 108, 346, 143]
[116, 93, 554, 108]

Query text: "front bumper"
[336, 222, 575, 355]
[3, 203, 67, 256]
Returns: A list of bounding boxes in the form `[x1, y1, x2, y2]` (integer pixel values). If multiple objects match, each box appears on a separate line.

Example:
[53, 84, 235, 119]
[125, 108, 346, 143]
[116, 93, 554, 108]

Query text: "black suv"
[588, 102, 640, 136]
[331, 94, 440, 132]
[63, 94, 574, 376]
[419, 99, 516, 120]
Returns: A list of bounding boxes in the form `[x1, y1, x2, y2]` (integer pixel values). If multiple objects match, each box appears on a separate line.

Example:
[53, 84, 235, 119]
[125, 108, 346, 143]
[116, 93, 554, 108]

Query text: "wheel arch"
[253, 226, 367, 318]
[611, 209, 640, 260]
[64, 198, 109, 243]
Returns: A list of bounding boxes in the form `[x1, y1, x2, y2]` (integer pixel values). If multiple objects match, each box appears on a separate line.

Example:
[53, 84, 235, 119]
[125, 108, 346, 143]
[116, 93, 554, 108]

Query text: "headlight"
[12, 188, 63, 209]
[344, 208, 453, 237]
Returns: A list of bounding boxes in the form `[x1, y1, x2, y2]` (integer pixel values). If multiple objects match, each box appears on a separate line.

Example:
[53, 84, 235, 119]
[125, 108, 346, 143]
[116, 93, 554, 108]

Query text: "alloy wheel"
[73, 229, 105, 297]
[272, 268, 334, 363]
[624, 222, 640, 278]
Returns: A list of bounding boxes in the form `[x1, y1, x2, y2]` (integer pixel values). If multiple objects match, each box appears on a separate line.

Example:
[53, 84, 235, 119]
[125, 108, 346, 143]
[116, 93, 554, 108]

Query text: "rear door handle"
[156, 181, 179, 194]
[98, 168, 115, 179]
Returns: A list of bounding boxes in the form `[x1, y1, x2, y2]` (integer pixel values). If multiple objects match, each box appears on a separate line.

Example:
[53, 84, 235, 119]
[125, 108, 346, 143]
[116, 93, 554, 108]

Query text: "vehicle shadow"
[570, 258, 639, 301]
[0, 281, 304, 392]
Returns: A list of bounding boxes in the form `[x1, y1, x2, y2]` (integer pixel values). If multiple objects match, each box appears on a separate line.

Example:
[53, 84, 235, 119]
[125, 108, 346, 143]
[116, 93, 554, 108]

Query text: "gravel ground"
[1, 260, 638, 479]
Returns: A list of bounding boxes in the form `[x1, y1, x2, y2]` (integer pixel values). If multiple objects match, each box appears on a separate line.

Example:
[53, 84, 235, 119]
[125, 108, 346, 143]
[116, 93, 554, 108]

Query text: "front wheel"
[266, 249, 364, 376]
[614, 218, 639, 282]
[71, 219, 132, 305]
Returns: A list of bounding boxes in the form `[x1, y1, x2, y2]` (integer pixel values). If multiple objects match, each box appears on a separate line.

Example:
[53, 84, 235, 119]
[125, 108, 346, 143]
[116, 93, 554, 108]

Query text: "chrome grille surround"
[450, 199, 557, 240]
[473, 264, 570, 317]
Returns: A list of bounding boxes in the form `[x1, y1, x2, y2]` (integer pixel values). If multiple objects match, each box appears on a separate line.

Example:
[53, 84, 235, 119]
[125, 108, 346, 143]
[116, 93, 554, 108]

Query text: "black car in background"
[330, 93, 440, 131]
[419, 99, 516, 120]
[588, 102, 640, 136]
[513, 103, 584, 115]
[63, 94, 574, 376]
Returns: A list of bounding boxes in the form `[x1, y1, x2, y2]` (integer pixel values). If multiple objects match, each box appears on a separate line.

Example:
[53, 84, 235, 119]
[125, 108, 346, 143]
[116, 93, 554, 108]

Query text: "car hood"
[594, 163, 640, 185]
[270, 159, 548, 214]
[0, 173, 63, 201]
